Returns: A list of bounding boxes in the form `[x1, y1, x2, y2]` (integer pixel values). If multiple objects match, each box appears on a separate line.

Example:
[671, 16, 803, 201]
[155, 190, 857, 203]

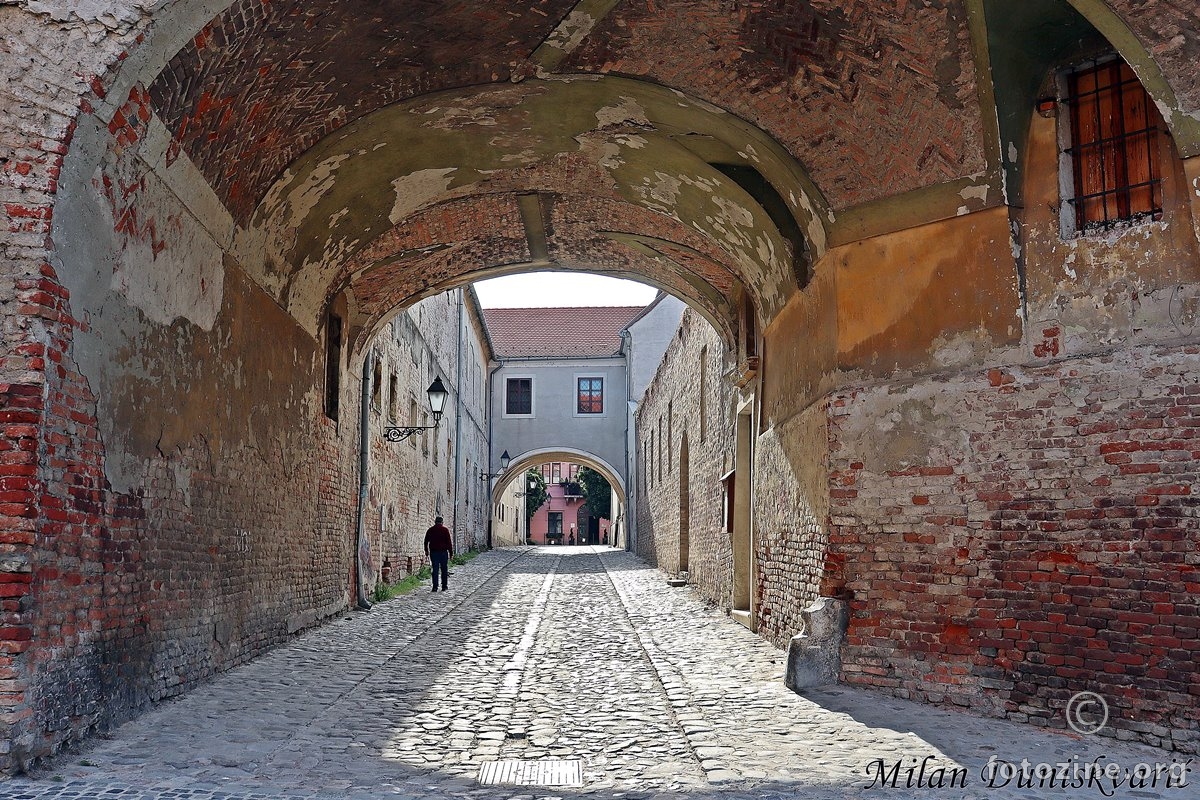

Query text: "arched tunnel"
[1, 0, 1199, 777]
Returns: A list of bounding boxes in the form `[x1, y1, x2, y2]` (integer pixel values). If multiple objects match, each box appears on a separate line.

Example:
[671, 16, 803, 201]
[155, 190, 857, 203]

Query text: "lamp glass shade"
[426, 377, 449, 417]
[500, 450, 511, 470]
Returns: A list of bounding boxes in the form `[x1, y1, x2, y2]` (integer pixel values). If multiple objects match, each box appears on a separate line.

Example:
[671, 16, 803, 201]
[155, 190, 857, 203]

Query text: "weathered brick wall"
[0, 3, 157, 768]
[635, 311, 736, 611]
[827, 346, 1200, 752]
[636, 308, 833, 648]
[0, 5, 490, 771]
[11, 279, 488, 770]
[751, 405, 830, 648]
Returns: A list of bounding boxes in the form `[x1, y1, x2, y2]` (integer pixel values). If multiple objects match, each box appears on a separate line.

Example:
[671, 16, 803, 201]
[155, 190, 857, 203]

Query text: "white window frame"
[573, 373, 606, 418]
[503, 374, 535, 419]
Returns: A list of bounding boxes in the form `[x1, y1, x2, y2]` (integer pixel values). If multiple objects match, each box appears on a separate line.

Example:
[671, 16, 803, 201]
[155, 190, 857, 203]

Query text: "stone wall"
[827, 345, 1200, 751]
[635, 311, 736, 611]
[4, 275, 488, 771]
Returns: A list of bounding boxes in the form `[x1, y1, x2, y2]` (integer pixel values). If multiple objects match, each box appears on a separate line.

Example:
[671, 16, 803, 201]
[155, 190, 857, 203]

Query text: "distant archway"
[492, 448, 627, 510]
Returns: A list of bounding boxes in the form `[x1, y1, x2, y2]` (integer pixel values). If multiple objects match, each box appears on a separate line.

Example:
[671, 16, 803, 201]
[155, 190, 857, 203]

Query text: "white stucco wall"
[489, 357, 629, 488]
[624, 294, 687, 402]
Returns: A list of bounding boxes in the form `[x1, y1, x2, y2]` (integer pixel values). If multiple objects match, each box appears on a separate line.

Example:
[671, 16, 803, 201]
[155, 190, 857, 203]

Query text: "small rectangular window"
[1065, 59, 1163, 232]
[577, 377, 603, 414]
[506, 378, 532, 415]
[667, 401, 673, 473]
[324, 313, 342, 421]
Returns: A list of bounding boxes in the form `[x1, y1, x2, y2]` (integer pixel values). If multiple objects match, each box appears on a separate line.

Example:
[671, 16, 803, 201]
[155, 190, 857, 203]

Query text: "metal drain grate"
[478, 758, 584, 787]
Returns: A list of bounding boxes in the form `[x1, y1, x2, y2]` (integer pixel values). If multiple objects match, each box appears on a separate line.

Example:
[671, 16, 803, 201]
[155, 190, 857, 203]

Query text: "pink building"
[528, 462, 612, 545]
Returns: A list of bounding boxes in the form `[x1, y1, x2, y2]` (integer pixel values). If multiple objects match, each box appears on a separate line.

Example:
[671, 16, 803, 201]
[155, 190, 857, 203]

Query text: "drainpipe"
[620, 328, 636, 554]
[485, 357, 504, 548]
[451, 289, 466, 552]
[353, 351, 374, 611]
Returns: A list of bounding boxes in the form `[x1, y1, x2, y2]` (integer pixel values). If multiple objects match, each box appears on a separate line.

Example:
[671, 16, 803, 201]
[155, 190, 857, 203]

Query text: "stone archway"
[5, 0, 1200, 771]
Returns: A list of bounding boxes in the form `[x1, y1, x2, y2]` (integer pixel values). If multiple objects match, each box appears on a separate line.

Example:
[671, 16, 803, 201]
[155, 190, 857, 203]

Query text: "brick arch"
[338, 192, 744, 365]
[241, 76, 826, 342]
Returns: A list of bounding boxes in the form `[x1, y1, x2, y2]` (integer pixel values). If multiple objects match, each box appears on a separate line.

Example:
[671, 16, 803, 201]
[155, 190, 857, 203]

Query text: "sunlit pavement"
[4, 547, 1194, 800]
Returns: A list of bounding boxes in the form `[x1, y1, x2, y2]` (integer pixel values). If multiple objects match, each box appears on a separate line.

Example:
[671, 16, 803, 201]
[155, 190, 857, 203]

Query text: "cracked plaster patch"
[576, 132, 624, 170]
[543, 9, 597, 53]
[595, 96, 651, 129]
[959, 183, 988, 204]
[99, 169, 223, 331]
[259, 152, 351, 258]
[737, 143, 762, 164]
[16, 0, 161, 36]
[424, 105, 499, 129]
[388, 168, 458, 226]
[637, 171, 682, 213]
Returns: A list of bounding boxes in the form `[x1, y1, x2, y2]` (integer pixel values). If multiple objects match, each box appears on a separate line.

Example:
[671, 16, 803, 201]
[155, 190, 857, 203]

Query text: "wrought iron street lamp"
[480, 450, 511, 480]
[384, 377, 448, 442]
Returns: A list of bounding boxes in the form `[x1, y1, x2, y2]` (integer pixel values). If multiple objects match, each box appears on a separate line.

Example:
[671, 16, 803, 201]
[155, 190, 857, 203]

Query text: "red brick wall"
[827, 344, 1200, 752]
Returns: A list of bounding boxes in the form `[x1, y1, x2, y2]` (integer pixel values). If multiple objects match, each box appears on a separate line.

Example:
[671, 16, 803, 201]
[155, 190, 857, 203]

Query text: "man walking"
[424, 516, 453, 592]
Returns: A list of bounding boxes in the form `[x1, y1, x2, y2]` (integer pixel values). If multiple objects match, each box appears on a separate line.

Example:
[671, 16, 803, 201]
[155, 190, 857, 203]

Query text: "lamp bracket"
[384, 423, 438, 443]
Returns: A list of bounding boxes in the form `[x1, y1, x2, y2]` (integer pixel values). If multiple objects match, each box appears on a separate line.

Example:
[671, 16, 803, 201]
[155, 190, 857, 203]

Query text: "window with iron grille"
[505, 377, 532, 415]
[577, 377, 603, 414]
[1064, 59, 1163, 233]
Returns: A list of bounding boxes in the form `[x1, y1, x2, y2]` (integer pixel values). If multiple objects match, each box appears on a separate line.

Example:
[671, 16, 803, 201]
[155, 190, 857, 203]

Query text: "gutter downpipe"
[620, 328, 636, 554]
[485, 357, 504, 548]
[451, 289, 466, 553]
[353, 351, 374, 611]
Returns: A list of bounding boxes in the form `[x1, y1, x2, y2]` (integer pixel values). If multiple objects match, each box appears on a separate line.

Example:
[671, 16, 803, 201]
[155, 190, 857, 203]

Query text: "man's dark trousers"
[430, 550, 450, 590]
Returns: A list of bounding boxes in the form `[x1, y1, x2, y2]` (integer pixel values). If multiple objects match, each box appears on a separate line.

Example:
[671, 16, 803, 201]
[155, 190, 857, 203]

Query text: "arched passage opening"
[490, 448, 629, 548]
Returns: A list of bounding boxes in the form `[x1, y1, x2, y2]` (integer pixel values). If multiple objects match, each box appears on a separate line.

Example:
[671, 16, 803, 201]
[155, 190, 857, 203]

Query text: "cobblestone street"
[5, 548, 1194, 800]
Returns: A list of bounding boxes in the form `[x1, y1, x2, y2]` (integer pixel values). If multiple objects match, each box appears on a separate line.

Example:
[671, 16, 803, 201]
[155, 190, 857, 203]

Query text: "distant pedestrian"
[568, 532, 575, 546]
[424, 516, 453, 592]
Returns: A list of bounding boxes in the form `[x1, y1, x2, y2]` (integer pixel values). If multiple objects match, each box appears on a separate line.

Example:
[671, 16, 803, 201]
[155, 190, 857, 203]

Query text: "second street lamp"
[480, 450, 511, 480]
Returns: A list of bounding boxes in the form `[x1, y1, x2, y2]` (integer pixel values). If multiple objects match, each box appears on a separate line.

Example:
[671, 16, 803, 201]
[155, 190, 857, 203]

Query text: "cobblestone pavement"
[5, 547, 1196, 800]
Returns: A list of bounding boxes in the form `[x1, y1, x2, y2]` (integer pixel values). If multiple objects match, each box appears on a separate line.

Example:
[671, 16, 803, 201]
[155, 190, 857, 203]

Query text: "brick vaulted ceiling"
[148, 0, 988, 225]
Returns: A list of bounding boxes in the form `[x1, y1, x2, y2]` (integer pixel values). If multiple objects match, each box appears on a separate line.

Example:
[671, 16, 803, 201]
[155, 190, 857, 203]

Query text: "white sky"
[473, 272, 659, 308]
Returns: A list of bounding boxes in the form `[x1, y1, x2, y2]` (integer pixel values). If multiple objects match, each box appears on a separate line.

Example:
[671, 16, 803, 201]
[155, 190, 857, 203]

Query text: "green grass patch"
[373, 566, 430, 602]
[372, 550, 481, 602]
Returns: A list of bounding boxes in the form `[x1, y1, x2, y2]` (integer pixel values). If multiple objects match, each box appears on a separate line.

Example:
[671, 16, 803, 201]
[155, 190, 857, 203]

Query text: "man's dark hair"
[435, 516, 443, 524]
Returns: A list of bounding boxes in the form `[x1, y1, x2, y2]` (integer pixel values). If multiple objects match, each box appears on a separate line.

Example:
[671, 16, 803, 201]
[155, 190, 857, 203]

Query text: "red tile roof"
[483, 306, 646, 358]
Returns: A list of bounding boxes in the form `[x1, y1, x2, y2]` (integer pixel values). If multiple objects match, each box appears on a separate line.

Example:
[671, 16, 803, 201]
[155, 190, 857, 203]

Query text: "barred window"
[1065, 59, 1162, 232]
[577, 377, 603, 414]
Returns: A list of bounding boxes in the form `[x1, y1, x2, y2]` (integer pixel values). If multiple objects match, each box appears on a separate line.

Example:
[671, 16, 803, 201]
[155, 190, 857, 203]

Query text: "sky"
[473, 272, 659, 308]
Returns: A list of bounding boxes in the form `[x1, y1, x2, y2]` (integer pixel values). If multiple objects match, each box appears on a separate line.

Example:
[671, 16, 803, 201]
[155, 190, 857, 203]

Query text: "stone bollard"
[784, 597, 849, 691]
